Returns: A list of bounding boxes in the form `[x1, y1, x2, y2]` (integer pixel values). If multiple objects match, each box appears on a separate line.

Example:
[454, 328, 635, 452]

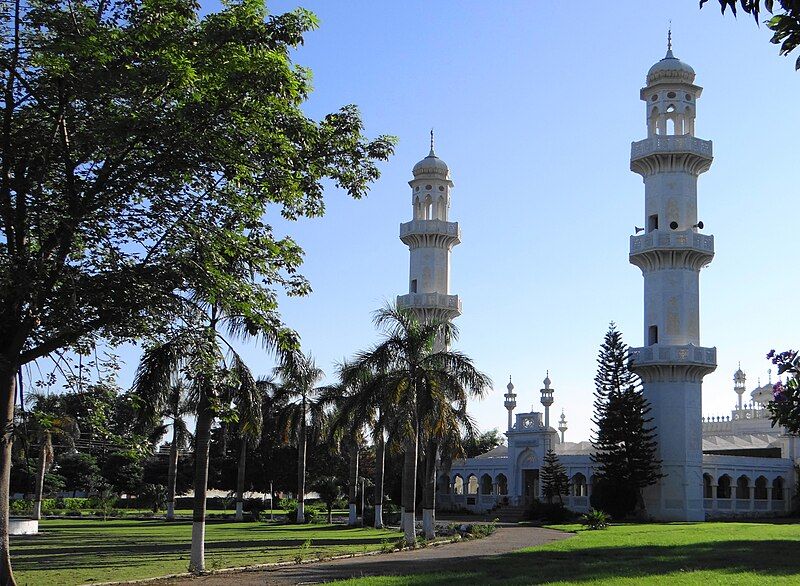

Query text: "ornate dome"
[647, 48, 695, 86]
[734, 366, 746, 382]
[412, 149, 449, 178]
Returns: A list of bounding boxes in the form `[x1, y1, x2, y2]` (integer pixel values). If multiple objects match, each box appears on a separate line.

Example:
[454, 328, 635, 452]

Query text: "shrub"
[525, 500, 574, 524]
[581, 508, 610, 530]
[9, 500, 32, 515]
[468, 521, 497, 538]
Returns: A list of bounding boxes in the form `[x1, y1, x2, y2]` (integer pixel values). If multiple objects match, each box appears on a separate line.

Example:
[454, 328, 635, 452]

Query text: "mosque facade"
[403, 43, 796, 521]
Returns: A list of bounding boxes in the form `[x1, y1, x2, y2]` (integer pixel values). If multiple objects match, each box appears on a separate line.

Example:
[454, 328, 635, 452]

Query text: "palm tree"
[29, 395, 78, 520]
[160, 383, 193, 521]
[419, 400, 477, 538]
[322, 369, 371, 527]
[132, 308, 278, 573]
[273, 352, 327, 523]
[235, 376, 276, 521]
[344, 305, 490, 544]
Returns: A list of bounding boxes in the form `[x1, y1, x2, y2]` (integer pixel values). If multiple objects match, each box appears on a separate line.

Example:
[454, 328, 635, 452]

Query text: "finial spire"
[429, 128, 435, 156]
[665, 23, 674, 58]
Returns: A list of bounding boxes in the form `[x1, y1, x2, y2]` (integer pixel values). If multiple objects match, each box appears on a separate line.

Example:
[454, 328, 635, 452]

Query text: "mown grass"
[334, 521, 800, 585]
[13, 518, 398, 585]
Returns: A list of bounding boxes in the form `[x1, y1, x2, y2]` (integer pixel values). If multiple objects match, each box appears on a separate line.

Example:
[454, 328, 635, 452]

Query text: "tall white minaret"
[734, 364, 746, 409]
[540, 372, 554, 429]
[628, 35, 717, 522]
[558, 410, 568, 444]
[397, 132, 461, 331]
[504, 377, 517, 432]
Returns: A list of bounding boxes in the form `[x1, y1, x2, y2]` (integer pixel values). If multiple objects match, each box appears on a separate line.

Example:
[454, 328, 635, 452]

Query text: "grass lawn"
[335, 521, 800, 585]
[13, 518, 398, 586]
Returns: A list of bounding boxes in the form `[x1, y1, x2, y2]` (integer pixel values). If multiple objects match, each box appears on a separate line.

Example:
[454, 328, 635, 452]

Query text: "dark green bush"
[589, 479, 637, 519]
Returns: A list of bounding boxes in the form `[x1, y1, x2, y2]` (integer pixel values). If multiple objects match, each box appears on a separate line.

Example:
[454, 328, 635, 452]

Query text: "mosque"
[397, 39, 796, 521]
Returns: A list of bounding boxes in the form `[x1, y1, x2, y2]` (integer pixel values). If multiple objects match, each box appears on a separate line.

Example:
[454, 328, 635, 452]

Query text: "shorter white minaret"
[558, 409, 568, 444]
[504, 377, 517, 432]
[734, 364, 746, 409]
[540, 372, 554, 429]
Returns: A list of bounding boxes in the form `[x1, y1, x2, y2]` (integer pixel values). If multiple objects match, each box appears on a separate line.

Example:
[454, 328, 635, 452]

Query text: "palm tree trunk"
[166, 424, 179, 521]
[373, 434, 385, 529]
[421, 438, 437, 540]
[235, 439, 247, 521]
[348, 441, 359, 525]
[189, 398, 214, 573]
[0, 365, 18, 585]
[401, 430, 418, 544]
[296, 414, 307, 524]
[32, 436, 48, 521]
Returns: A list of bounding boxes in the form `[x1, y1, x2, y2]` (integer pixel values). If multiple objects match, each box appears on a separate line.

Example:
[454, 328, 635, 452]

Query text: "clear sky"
[118, 1, 800, 443]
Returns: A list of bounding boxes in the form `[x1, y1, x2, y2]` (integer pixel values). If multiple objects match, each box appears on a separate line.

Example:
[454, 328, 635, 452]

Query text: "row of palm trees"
[133, 303, 490, 573]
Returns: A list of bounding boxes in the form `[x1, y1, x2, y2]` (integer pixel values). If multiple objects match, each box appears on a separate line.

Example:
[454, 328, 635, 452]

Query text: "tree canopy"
[700, 0, 800, 69]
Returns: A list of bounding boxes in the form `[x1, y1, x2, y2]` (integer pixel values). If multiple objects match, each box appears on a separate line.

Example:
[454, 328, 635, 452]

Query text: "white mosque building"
[401, 42, 797, 521]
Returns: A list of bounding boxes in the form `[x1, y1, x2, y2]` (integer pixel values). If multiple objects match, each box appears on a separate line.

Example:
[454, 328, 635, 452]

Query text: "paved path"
[163, 526, 570, 585]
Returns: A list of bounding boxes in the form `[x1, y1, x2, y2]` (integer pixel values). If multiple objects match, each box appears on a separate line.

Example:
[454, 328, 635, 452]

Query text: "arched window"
[648, 107, 659, 136]
[717, 475, 731, 499]
[754, 476, 768, 500]
[773, 477, 785, 500]
[736, 475, 750, 499]
[467, 474, 479, 495]
[424, 195, 433, 220]
[667, 117, 677, 135]
[496, 474, 508, 496]
[453, 474, 464, 495]
[571, 473, 587, 497]
[480, 474, 493, 495]
[703, 473, 713, 499]
[414, 197, 422, 220]
[436, 196, 445, 220]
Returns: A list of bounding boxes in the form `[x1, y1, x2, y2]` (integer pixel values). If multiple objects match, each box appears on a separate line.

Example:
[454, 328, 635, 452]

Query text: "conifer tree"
[591, 323, 662, 517]
[540, 449, 569, 504]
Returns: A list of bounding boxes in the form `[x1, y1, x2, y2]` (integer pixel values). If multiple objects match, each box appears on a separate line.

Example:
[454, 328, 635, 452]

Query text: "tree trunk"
[296, 413, 307, 524]
[32, 436, 48, 521]
[421, 438, 437, 540]
[0, 366, 17, 585]
[189, 398, 214, 574]
[235, 439, 247, 521]
[373, 434, 385, 529]
[327, 505, 332, 524]
[348, 441, 359, 526]
[166, 424, 179, 521]
[401, 430, 418, 544]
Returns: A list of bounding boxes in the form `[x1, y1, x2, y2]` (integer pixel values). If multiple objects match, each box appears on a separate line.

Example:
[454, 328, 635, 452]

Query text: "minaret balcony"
[397, 292, 462, 316]
[629, 344, 717, 382]
[630, 230, 714, 271]
[630, 136, 713, 176]
[400, 220, 461, 249]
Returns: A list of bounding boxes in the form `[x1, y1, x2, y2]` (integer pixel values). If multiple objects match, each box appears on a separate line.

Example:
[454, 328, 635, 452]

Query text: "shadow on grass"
[274, 539, 800, 584]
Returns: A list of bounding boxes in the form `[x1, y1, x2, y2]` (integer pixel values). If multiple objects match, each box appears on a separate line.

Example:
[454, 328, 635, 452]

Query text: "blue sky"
[122, 1, 800, 442]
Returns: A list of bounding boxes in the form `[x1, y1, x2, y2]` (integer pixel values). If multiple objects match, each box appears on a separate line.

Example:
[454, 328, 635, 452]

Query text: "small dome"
[543, 371, 551, 389]
[734, 366, 746, 381]
[751, 382, 773, 407]
[412, 149, 449, 178]
[647, 49, 695, 86]
[506, 377, 514, 392]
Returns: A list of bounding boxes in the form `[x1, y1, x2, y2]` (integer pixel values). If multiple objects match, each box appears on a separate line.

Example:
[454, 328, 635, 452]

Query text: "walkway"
[163, 525, 570, 585]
